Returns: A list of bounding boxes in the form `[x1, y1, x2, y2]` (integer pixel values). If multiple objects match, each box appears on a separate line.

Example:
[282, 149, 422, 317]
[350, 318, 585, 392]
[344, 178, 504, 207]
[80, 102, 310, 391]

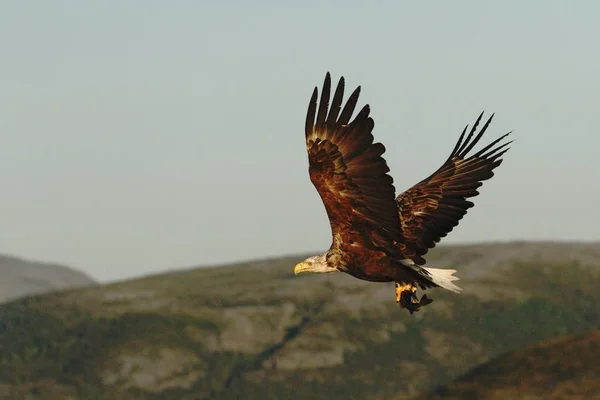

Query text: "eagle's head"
[294, 254, 338, 275]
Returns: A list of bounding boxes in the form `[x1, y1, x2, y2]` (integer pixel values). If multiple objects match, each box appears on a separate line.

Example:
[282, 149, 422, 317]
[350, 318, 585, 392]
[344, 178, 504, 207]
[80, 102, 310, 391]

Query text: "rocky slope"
[0, 241, 599, 399]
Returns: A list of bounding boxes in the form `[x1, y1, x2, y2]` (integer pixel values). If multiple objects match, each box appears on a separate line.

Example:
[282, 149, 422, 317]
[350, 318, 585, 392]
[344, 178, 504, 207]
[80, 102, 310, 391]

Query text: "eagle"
[294, 73, 512, 313]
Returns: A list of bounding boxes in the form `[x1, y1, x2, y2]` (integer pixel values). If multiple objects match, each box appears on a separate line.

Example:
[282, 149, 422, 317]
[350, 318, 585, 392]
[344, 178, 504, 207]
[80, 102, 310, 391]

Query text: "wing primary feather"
[481, 140, 512, 159]
[459, 113, 495, 157]
[315, 73, 331, 131]
[305, 87, 318, 137]
[472, 131, 511, 157]
[456, 111, 485, 155]
[326, 77, 345, 130]
[338, 86, 361, 125]
[444, 125, 468, 164]
[487, 147, 511, 162]
[355, 104, 371, 121]
[473, 131, 512, 158]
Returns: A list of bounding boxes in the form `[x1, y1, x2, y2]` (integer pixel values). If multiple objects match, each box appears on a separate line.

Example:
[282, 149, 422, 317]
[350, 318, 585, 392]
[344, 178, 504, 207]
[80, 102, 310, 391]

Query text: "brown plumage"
[294, 72, 511, 311]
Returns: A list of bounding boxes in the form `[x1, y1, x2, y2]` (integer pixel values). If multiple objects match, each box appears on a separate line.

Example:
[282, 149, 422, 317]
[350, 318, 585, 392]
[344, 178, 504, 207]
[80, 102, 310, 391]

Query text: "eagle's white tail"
[422, 267, 462, 293]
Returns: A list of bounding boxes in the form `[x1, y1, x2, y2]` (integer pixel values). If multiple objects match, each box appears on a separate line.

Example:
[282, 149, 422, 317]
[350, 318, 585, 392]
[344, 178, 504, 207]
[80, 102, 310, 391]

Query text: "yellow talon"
[395, 282, 433, 314]
[395, 283, 414, 303]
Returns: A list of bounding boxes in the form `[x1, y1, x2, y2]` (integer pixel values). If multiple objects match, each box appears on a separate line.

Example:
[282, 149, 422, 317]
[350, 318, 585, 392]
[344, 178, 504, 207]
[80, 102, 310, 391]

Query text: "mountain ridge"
[1, 241, 599, 399]
[0, 253, 96, 304]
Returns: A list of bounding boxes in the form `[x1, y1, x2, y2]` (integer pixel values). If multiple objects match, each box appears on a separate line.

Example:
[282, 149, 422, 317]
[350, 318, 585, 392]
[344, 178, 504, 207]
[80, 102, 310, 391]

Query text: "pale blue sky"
[0, 1, 598, 282]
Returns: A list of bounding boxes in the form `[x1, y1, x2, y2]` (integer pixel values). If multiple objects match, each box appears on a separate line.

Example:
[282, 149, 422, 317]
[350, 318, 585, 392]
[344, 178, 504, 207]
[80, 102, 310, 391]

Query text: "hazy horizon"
[1, 1, 599, 282]
[6, 239, 599, 283]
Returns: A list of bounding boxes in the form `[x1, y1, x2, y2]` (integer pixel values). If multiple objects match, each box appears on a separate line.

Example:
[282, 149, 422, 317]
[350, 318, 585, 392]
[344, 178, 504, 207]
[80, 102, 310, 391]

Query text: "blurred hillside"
[0, 241, 599, 399]
[0, 254, 95, 304]
[422, 329, 600, 400]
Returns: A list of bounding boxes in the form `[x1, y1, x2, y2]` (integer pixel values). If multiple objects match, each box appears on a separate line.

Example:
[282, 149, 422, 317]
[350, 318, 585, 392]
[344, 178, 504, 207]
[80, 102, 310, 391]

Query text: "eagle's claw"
[395, 283, 433, 314]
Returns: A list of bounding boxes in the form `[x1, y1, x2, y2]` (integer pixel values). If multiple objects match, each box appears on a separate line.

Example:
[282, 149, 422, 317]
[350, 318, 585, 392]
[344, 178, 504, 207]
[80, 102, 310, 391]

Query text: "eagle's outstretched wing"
[305, 73, 404, 253]
[396, 113, 512, 264]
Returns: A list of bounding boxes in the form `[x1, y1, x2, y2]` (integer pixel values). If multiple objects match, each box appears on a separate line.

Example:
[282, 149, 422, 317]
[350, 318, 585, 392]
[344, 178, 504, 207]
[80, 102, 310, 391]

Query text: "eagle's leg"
[395, 282, 433, 314]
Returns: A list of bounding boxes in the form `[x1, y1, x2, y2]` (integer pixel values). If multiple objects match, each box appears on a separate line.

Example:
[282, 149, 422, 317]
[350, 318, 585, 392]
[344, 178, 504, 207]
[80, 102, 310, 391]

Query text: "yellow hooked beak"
[294, 262, 310, 275]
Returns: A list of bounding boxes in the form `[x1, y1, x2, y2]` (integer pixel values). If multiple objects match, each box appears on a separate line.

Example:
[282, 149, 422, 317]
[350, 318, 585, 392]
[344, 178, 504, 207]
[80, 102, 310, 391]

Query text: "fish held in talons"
[395, 283, 433, 314]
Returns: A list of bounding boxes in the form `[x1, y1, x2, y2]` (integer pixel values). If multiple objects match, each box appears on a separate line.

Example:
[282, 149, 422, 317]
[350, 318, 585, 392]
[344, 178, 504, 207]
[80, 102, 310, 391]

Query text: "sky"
[0, 1, 598, 282]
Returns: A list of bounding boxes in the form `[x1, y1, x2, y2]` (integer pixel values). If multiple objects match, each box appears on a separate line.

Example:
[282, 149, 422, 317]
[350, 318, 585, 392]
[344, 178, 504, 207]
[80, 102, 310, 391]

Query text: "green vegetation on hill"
[0, 242, 599, 399]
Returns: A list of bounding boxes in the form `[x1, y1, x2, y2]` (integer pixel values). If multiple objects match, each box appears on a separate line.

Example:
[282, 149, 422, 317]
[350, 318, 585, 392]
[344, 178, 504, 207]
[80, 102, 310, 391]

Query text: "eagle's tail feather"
[398, 259, 463, 293]
[422, 267, 463, 293]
